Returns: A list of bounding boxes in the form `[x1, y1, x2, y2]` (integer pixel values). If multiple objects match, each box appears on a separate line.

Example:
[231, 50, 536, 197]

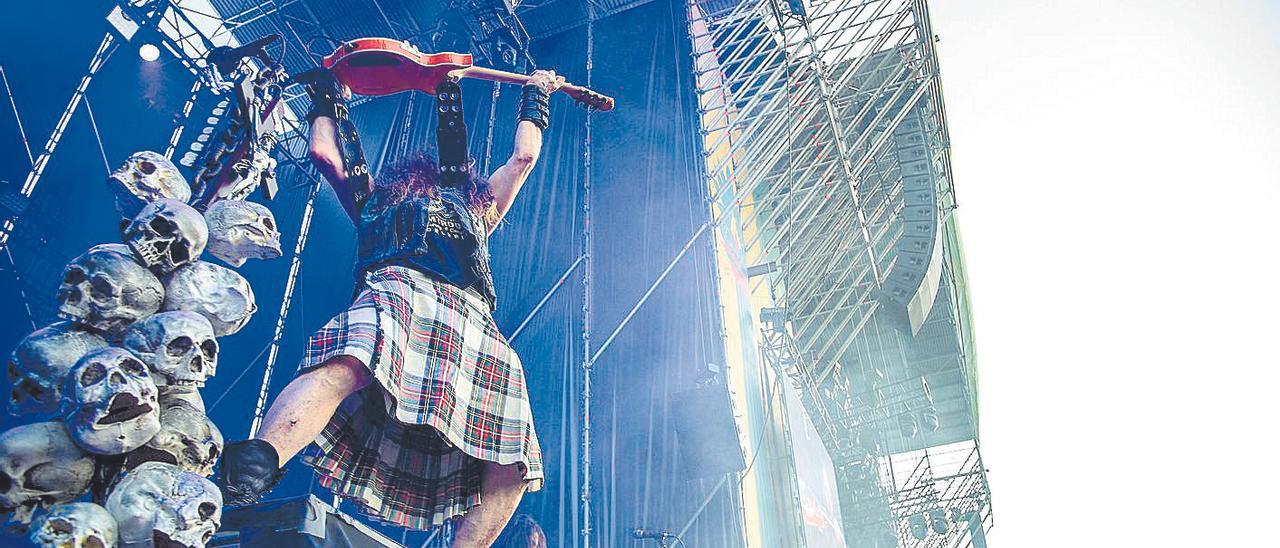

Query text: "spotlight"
[139, 43, 160, 62]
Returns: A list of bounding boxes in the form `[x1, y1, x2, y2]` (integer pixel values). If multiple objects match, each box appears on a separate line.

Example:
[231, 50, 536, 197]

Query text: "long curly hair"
[492, 514, 547, 548]
[373, 151, 498, 227]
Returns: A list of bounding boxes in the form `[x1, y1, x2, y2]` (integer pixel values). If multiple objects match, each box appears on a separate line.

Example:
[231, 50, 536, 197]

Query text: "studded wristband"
[518, 84, 550, 131]
[299, 68, 348, 123]
[436, 78, 471, 187]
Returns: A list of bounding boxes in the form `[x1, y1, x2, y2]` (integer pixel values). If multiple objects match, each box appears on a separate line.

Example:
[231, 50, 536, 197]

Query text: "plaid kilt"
[297, 265, 543, 530]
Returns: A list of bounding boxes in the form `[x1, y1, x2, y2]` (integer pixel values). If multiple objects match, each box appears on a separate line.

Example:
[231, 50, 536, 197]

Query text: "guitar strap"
[435, 78, 470, 187]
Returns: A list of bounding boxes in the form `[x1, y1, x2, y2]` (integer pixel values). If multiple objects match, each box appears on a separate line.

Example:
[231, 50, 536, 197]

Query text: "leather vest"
[353, 187, 497, 310]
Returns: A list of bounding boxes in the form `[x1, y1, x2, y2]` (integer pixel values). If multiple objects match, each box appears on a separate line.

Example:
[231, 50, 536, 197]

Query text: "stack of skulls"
[1, 152, 283, 548]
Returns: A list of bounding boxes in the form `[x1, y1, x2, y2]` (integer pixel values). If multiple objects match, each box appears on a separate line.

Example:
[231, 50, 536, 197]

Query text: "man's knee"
[310, 355, 372, 396]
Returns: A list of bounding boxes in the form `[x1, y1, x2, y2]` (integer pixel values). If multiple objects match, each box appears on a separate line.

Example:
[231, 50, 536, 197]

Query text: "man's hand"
[528, 70, 566, 94]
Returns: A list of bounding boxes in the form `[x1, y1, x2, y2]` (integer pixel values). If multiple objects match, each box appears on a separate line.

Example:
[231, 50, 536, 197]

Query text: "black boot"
[219, 439, 285, 506]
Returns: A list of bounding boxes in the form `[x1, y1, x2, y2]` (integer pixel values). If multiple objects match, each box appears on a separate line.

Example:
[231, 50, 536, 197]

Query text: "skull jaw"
[158, 386, 205, 413]
[154, 528, 215, 548]
[55, 309, 136, 342]
[151, 356, 213, 389]
[130, 240, 179, 273]
[153, 377, 205, 390]
[73, 396, 160, 455]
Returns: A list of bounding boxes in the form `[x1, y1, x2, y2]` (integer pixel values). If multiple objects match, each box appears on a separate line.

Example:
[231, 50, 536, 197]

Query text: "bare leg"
[451, 462, 529, 547]
[255, 355, 372, 465]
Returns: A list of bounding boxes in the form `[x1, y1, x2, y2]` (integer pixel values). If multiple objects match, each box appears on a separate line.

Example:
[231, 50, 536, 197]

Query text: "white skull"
[204, 200, 282, 267]
[8, 321, 108, 416]
[124, 199, 209, 274]
[60, 347, 161, 455]
[108, 151, 192, 218]
[161, 261, 256, 337]
[122, 311, 218, 388]
[57, 244, 164, 339]
[126, 397, 223, 477]
[0, 422, 96, 524]
[106, 461, 221, 548]
[30, 502, 117, 548]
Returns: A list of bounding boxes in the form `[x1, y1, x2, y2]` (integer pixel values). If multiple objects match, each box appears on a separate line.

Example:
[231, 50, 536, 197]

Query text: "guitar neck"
[458, 66, 532, 86]
[456, 66, 615, 112]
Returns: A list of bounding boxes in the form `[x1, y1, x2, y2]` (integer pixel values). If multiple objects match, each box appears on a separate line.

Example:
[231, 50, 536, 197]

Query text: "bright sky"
[927, 1, 1280, 546]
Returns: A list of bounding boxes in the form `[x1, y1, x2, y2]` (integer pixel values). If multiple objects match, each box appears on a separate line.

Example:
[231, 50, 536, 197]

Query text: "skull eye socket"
[149, 216, 177, 235]
[263, 217, 275, 231]
[200, 340, 218, 358]
[64, 267, 87, 285]
[80, 363, 107, 386]
[0, 471, 11, 492]
[138, 160, 157, 174]
[167, 336, 194, 357]
[120, 357, 147, 376]
[198, 502, 217, 520]
[46, 518, 73, 534]
[6, 361, 18, 382]
[16, 377, 44, 398]
[169, 241, 191, 264]
[89, 274, 117, 301]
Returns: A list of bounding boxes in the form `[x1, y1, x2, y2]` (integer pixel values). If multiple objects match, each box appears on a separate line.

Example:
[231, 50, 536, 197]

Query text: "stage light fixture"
[139, 43, 160, 62]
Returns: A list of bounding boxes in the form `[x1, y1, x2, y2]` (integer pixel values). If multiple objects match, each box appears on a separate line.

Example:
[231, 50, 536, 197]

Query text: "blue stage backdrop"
[0, 1, 747, 546]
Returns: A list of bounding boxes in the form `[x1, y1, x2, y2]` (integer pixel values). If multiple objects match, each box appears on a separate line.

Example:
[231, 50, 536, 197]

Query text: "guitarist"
[219, 67, 565, 547]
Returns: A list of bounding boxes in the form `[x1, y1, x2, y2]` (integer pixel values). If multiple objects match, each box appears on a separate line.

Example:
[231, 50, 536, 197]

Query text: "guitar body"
[323, 38, 473, 96]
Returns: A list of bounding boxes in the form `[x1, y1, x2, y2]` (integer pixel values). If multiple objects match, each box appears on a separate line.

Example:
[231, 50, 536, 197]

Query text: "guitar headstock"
[569, 88, 615, 112]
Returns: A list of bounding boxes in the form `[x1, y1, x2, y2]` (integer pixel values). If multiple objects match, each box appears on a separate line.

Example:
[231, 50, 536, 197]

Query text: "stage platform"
[210, 495, 404, 548]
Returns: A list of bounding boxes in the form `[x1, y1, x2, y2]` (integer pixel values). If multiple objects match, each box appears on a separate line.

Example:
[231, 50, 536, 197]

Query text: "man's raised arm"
[298, 68, 371, 222]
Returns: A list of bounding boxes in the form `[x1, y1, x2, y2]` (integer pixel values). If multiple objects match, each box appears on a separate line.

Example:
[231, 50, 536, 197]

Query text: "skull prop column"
[123, 311, 218, 389]
[108, 151, 192, 218]
[126, 396, 223, 477]
[0, 422, 96, 524]
[30, 502, 118, 548]
[204, 199, 282, 267]
[156, 385, 205, 413]
[162, 261, 256, 337]
[106, 461, 221, 548]
[124, 199, 209, 274]
[57, 244, 164, 340]
[61, 348, 161, 455]
[8, 322, 108, 416]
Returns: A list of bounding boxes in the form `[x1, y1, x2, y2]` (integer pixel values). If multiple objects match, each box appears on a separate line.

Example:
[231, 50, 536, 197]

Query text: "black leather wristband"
[298, 67, 348, 123]
[436, 78, 470, 187]
[518, 84, 550, 131]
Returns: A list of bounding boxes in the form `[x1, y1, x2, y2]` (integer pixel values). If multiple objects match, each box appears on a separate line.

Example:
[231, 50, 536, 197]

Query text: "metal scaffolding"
[686, 0, 990, 546]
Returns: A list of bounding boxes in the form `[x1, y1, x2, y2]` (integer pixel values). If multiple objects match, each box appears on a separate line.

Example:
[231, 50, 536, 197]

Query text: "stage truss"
[687, 0, 991, 546]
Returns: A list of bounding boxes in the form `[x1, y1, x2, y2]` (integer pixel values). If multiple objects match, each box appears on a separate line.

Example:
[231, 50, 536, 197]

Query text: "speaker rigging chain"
[580, 4, 597, 546]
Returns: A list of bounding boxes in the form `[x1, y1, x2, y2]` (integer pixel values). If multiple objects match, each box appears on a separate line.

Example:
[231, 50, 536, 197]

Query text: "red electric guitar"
[323, 38, 615, 112]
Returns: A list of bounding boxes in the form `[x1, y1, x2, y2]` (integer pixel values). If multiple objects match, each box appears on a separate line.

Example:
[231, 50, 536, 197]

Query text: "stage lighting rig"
[447, 0, 532, 70]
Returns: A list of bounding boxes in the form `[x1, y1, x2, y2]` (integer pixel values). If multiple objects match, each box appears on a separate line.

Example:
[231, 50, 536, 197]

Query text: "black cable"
[738, 370, 784, 485]
[207, 339, 274, 411]
[304, 35, 343, 63]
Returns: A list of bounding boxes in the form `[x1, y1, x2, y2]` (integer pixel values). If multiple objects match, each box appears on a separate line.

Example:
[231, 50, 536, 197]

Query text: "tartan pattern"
[297, 265, 543, 530]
